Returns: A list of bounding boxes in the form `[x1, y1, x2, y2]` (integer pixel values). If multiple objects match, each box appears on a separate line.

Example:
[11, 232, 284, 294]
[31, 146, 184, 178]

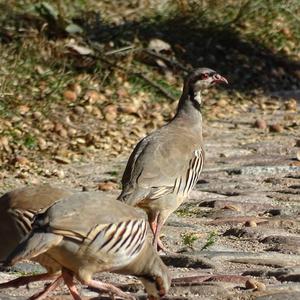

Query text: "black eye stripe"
[189, 71, 217, 84]
[197, 72, 216, 81]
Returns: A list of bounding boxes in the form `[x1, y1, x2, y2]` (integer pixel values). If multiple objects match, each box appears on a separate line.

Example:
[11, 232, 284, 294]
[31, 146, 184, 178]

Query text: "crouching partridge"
[118, 68, 228, 251]
[0, 184, 74, 288]
[4, 191, 171, 300]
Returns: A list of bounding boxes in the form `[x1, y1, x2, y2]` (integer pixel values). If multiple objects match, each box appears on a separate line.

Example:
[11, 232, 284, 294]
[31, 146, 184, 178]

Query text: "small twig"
[143, 49, 190, 73]
[105, 45, 137, 56]
[96, 55, 178, 101]
[135, 72, 177, 101]
[84, 41, 179, 101]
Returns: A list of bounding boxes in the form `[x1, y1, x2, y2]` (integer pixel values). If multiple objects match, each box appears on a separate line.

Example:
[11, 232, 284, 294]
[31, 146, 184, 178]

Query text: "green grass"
[201, 231, 218, 251]
[155, 0, 300, 57]
[181, 232, 198, 249]
[106, 170, 119, 177]
[1, 41, 71, 113]
[175, 207, 198, 217]
[181, 230, 219, 250]
[23, 134, 37, 149]
[175, 204, 210, 218]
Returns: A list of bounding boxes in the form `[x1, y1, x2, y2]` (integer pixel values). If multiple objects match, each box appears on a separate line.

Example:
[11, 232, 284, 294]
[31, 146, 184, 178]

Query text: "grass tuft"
[201, 231, 218, 251]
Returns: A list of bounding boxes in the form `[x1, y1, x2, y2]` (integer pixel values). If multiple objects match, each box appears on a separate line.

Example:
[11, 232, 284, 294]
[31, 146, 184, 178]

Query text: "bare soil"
[0, 95, 299, 300]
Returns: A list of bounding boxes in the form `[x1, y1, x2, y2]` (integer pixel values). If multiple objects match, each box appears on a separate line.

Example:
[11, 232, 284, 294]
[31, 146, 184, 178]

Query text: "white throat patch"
[194, 91, 202, 104]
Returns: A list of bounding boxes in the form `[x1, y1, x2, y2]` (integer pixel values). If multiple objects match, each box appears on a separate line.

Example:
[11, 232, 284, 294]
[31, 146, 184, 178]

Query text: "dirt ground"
[0, 95, 299, 299]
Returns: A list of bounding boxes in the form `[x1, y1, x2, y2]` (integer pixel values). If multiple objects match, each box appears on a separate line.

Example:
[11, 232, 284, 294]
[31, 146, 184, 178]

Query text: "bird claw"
[156, 238, 177, 255]
[28, 275, 64, 300]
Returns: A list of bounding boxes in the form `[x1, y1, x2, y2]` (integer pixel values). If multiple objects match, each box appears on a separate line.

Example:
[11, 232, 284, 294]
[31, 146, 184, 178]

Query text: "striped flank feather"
[149, 147, 204, 200]
[8, 208, 36, 237]
[182, 148, 204, 196]
[54, 219, 147, 261]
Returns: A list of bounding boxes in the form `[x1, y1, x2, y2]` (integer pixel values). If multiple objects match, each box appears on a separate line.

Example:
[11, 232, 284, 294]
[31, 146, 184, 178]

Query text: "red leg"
[0, 273, 59, 289]
[84, 279, 135, 300]
[149, 213, 171, 253]
[62, 268, 82, 300]
[149, 213, 158, 236]
[153, 213, 162, 251]
[152, 213, 171, 253]
[156, 237, 169, 253]
[28, 274, 63, 300]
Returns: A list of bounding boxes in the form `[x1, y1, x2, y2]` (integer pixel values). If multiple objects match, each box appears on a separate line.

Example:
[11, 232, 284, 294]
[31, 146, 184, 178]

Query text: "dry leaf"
[98, 181, 118, 191]
[148, 38, 172, 54]
[63, 90, 77, 102]
[66, 43, 94, 55]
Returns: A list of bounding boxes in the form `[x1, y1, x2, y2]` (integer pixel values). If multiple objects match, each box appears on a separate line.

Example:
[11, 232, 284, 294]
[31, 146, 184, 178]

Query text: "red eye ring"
[201, 73, 209, 80]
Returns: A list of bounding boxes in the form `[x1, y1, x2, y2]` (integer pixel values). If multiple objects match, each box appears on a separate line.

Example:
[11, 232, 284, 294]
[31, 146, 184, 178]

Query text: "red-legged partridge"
[118, 68, 228, 251]
[5, 191, 171, 300]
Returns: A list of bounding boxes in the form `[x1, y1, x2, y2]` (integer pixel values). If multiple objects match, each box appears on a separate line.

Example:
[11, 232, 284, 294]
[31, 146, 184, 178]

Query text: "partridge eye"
[201, 73, 209, 80]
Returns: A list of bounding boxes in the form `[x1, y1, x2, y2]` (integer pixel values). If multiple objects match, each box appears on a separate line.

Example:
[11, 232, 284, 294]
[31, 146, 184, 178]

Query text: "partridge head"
[182, 67, 228, 105]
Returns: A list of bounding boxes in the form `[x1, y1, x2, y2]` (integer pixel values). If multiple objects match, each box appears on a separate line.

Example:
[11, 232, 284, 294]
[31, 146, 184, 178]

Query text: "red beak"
[212, 74, 228, 84]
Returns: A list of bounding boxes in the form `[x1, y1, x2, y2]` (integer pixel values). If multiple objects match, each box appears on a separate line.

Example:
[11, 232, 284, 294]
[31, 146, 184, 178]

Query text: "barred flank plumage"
[92, 219, 146, 257]
[8, 208, 36, 237]
[53, 219, 148, 260]
[175, 147, 204, 197]
[148, 147, 204, 200]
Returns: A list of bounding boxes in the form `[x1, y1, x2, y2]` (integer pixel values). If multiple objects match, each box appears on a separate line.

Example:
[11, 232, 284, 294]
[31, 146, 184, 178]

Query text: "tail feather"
[5, 231, 62, 266]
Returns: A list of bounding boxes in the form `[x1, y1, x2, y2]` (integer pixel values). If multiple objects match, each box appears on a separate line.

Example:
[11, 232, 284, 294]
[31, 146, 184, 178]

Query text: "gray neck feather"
[175, 87, 203, 124]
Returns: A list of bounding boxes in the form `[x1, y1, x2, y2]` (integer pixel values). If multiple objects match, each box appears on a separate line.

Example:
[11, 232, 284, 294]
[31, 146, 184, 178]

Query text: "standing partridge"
[5, 191, 171, 300]
[0, 184, 74, 288]
[118, 68, 228, 251]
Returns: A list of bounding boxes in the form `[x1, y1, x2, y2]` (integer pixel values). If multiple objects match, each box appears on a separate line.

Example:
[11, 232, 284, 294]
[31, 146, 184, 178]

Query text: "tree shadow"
[80, 14, 300, 96]
[1, 5, 300, 98]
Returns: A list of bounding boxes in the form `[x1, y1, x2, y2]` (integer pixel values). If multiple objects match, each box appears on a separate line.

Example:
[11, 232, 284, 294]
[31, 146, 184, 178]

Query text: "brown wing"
[119, 126, 204, 206]
[40, 191, 147, 239]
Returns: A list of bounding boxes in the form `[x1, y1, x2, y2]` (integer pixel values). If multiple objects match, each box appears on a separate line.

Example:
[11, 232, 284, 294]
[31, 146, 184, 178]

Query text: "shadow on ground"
[82, 15, 300, 94]
[1, 4, 300, 97]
